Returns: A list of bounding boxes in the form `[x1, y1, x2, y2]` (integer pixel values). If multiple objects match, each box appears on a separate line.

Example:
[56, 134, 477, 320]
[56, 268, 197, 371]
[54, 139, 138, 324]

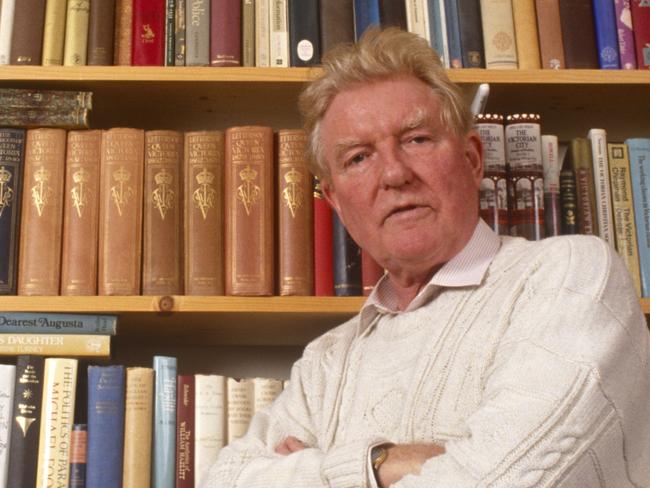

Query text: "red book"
[631, 0, 650, 69]
[313, 178, 334, 296]
[361, 250, 384, 296]
[176, 375, 195, 488]
[132, 0, 165, 65]
[210, 0, 242, 66]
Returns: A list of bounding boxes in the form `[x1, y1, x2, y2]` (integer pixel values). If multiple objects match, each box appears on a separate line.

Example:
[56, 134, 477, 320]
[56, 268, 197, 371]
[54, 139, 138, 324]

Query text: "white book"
[255, 0, 270, 67]
[269, 0, 288, 67]
[405, 0, 430, 42]
[541, 135, 560, 195]
[253, 377, 283, 413]
[0, 364, 15, 488]
[588, 128, 615, 245]
[226, 377, 253, 444]
[0, 0, 15, 65]
[195, 374, 226, 488]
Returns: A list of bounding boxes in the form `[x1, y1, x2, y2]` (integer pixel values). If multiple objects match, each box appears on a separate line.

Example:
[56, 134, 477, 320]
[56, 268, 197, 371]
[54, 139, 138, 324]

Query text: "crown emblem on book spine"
[152, 169, 175, 220]
[31, 166, 53, 217]
[0, 166, 14, 218]
[282, 168, 304, 218]
[193, 167, 216, 220]
[236, 165, 261, 216]
[71, 168, 91, 218]
[110, 166, 134, 216]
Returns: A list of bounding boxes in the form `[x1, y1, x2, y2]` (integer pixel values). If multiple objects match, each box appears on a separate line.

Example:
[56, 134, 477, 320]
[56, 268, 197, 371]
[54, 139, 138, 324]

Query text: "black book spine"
[559, 0, 599, 68]
[457, 0, 485, 68]
[0, 128, 25, 295]
[289, 0, 321, 66]
[560, 164, 579, 235]
[7, 355, 45, 488]
[332, 212, 362, 296]
[319, 0, 354, 54]
[379, 0, 406, 29]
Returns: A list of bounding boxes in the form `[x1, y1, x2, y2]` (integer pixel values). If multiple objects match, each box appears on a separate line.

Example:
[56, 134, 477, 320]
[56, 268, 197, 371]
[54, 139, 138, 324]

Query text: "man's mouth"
[384, 204, 429, 222]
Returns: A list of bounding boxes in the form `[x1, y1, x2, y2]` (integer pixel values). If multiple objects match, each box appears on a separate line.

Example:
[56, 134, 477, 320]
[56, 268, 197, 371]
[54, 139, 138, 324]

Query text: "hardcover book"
[210, 0, 241, 66]
[63, 0, 90, 66]
[10, 0, 46, 64]
[560, 156, 579, 235]
[614, 0, 637, 69]
[0, 107, 89, 129]
[353, 0, 380, 39]
[132, 0, 165, 65]
[0, 364, 15, 487]
[253, 377, 283, 412]
[0, 88, 92, 110]
[165, 0, 175, 65]
[122, 367, 154, 488]
[289, 0, 321, 66]
[512, 0, 541, 69]
[559, 0, 599, 68]
[541, 135, 562, 237]
[427, 0, 450, 66]
[174, 0, 185, 64]
[587, 128, 615, 245]
[480, 0, 517, 68]
[380, 0, 407, 28]
[186, 0, 210, 65]
[269, 0, 289, 66]
[405, 0, 430, 41]
[175, 375, 194, 488]
[0, 333, 110, 356]
[0, 0, 16, 64]
[114, 0, 133, 65]
[255, 0, 270, 66]
[569, 137, 599, 235]
[631, 0, 650, 69]
[313, 177, 334, 296]
[626, 138, 650, 296]
[226, 377, 253, 443]
[194, 374, 225, 487]
[319, 0, 354, 53]
[332, 212, 362, 296]
[41, 0, 67, 65]
[242, 0, 255, 66]
[457, 0, 485, 68]
[444, 0, 463, 67]
[0, 312, 117, 334]
[592, 0, 621, 68]
[87, 0, 115, 65]
[535, 0, 565, 68]
[153, 356, 177, 488]
[69, 424, 87, 488]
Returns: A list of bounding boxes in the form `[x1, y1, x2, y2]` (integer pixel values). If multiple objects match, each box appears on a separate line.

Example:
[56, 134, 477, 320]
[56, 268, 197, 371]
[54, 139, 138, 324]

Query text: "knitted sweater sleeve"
[394, 237, 650, 487]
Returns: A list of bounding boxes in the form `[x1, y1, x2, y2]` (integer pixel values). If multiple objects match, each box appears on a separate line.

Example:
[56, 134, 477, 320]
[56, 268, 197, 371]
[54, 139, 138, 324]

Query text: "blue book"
[592, 0, 621, 68]
[428, 0, 449, 66]
[353, 0, 380, 40]
[444, 0, 463, 67]
[0, 312, 117, 334]
[153, 356, 177, 488]
[86, 365, 125, 488]
[626, 138, 650, 297]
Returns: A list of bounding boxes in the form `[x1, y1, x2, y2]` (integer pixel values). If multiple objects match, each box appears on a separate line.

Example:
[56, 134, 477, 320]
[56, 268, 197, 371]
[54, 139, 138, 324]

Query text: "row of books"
[0, 354, 285, 488]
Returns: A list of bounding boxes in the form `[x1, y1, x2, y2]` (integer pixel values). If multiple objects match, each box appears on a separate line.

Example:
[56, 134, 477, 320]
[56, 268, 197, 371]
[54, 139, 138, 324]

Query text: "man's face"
[320, 76, 483, 277]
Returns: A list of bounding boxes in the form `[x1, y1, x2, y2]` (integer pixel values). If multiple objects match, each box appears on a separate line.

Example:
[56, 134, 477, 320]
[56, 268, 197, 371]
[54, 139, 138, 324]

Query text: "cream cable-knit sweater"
[203, 235, 650, 487]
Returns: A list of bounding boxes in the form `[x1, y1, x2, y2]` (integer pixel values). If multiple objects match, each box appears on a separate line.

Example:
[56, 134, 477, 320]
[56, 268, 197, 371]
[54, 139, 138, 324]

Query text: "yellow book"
[35, 358, 78, 488]
[63, 0, 90, 66]
[0, 333, 110, 356]
[42, 0, 68, 65]
[122, 367, 154, 488]
[512, 0, 542, 69]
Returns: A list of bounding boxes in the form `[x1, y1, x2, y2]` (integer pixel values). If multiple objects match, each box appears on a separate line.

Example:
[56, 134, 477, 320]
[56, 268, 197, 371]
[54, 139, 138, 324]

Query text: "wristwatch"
[371, 444, 391, 476]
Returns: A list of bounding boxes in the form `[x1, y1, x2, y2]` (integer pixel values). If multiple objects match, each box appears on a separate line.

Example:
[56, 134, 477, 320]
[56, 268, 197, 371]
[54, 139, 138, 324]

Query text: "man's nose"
[378, 139, 414, 189]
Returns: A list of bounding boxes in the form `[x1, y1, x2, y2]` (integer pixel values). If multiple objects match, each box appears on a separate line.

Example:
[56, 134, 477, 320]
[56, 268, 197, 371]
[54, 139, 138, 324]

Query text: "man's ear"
[321, 178, 342, 215]
[464, 130, 484, 188]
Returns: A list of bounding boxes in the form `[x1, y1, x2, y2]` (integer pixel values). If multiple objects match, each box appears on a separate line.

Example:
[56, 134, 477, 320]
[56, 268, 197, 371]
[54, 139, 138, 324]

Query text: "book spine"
[560, 161, 579, 235]
[184, 131, 224, 295]
[42, 0, 67, 65]
[210, 0, 242, 66]
[361, 250, 383, 296]
[142, 130, 184, 295]
[535, 0, 565, 68]
[98, 128, 145, 295]
[225, 126, 274, 296]
[165, 0, 175, 65]
[252, 377, 282, 412]
[69, 424, 87, 488]
[175, 375, 194, 488]
[87, 0, 116, 65]
[592, 0, 621, 68]
[313, 178, 334, 296]
[18, 128, 67, 295]
[614, 0, 637, 68]
[288, 0, 320, 66]
[63, 0, 90, 66]
[319, 0, 354, 54]
[114, 0, 133, 65]
[353, 0, 380, 39]
[427, 0, 450, 66]
[174, 0, 185, 65]
[457, 0, 485, 68]
[0, 128, 25, 295]
[226, 377, 253, 443]
[511, 0, 541, 69]
[0, 334, 110, 356]
[0, 365, 15, 487]
[405, 0, 430, 41]
[631, 0, 650, 69]
[10, 0, 46, 64]
[332, 212, 362, 296]
[379, 0, 407, 28]
[626, 138, 650, 296]
[122, 368, 154, 488]
[0, 109, 89, 129]
[588, 128, 615, 244]
[608, 142, 642, 296]
[255, 0, 270, 66]
[570, 137, 599, 236]
[0, 0, 16, 64]
[61, 130, 102, 295]
[278, 130, 313, 296]
[132, 0, 165, 65]
[541, 135, 562, 237]
[242, 0, 255, 66]
[559, 0, 599, 68]
[6, 355, 44, 488]
[0, 88, 92, 110]
[269, 0, 289, 66]
[476, 121, 509, 235]
[0, 313, 116, 334]
[86, 365, 125, 488]
[444, 0, 463, 67]
[35, 358, 78, 488]
[153, 356, 177, 488]
[185, 0, 210, 65]
[480, 0, 518, 69]
[194, 375, 225, 487]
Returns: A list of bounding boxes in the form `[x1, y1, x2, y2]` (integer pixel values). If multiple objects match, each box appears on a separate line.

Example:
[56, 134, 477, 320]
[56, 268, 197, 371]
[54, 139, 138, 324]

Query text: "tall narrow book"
[569, 137, 599, 235]
[289, 0, 320, 66]
[535, 0, 565, 68]
[113, 0, 133, 65]
[353, 0, 380, 39]
[626, 138, 650, 296]
[0, 364, 15, 488]
[587, 128, 614, 245]
[18, 128, 67, 295]
[241, 0, 254, 66]
[165, 0, 175, 65]
[427, 0, 450, 66]
[592, 0, 621, 68]
[255, 0, 270, 66]
[405, 0, 430, 41]
[614, 0, 637, 69]
[541, 135, 562, 237]
[480, 0, 517, 68]
[41, 0, 67, 65]
[319, 0, 354, 53]
[153, 356, 177, 488]
[194, 374, 225, 487]
[87, 0, 115, 64]
[631, 0, 650, 69]
[174, 0, 185, 64]
[210, 0, 241, 66]
[69, 424, 87, 488]
[512, 0, 541, 69]
[175, 375, 194, 488]
[9, 0, 46, 64]
[0, 0, 16, 64]
[186, 0, 210, 65]
[444, 0, 463, 67]
[122, 368, 154, 488]
[457, 0, 484, 68]
[313, 177, 334, 296]
[332, 213, 362, 296]
[132, 0, 165, 65]
[63, 0, 90, 66]
[560, 148, 579, 235]
[269, 0, 289, 66]
[380, 0, 407, 28]
[559, 0, 599, 68]
[226, 377, 253, 443]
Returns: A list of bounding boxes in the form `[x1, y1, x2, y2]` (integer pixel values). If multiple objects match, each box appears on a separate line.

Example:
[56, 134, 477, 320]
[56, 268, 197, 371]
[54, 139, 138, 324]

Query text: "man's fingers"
[275, 436, 306, 455]
[275, 441, 292, 455]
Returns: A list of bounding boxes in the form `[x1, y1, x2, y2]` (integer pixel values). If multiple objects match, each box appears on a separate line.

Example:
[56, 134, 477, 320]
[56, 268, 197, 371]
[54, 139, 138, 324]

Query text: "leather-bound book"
[63, 0, 90, 66]
[332, 212, 362, 296]
[631, 0, 650, 69]
[242, 0, 255, 66]
[559, 0, 599, 68]
[225, 126, 274, 296]
[379, 0, 406, 28]
[560, 160, 578, 235]
[277, 130, 313, 296]
[512, 0, 540, 69]
[184, 131, 224, 295]
[569, 138, 599, 235]
[41, 0, 67, 65]
[18, 128, 67, 296]
[480, 0, 517, 68]
[87, 0, 116, 65]
[132, 0, 165, 65]
[122, 367, 154, 488]
[10, 0, 46, 65]
[289, 0, 321, 66]
[361, 250, 383, 296]
[0, 128, 25, 295]
[319, 0, 354, 53]
[98, 128, 145, 296]
[313, 177, 334, 296]
[61, 130, 102, 296]
[210, 0, 241, 66]
[114, 0, 133, 65]
[535, 0, 565, 68]
[457, 0, 484, 68]
[175, 375, 194, 488]
[142, 130, 183, 295]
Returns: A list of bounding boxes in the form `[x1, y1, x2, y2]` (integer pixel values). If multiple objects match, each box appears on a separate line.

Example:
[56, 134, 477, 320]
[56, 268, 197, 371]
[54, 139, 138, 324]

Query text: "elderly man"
[204, 28, 650, 487]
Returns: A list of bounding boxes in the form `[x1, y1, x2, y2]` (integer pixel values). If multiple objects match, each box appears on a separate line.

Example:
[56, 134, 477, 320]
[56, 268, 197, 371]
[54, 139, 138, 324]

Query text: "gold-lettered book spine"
[0, 334, 110, 356]
[63, 0, 90, 65]
[122, 367, 154, 488]
[42, 0, 68, 65]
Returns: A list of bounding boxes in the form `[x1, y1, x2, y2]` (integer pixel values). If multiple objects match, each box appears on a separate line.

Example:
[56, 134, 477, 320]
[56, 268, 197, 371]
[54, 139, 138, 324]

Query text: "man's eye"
[408, 135, 430, 144]
[348, 153, 367, 165]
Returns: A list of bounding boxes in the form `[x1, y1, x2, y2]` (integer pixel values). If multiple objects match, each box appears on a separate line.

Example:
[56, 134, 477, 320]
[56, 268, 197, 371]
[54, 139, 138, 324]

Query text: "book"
[314, 177, 334, 296]
[480, 0, 517, 68]
[225, 126, 274, 296]
[0, 88, 92, 111]
[560, 154, 579, 235]
[289, 0, 320, 66]
[242, 0, 254, 66]
[380, 0, 407, 28]
[614, 0, 637, 69]
[608, 142, 642, 295]
[569, 137, 599, 235]
[210, 0, 241, 66]
[0, 364, 15, 488]
[319, 0, 354, 54]
[269, 0, 289, 66]
[61, 130, 102, 296]
[122, 367, 154, 488]
[512, 0, 541, 69]
[42, 0, 67, 65]
[427, 0, 450, 66]
[535, 0, 565, 68]
[86, 365, 125, 488]
[0, 128, 25, 295]
[153, 356, 176, 488]
[143, 130, 183, 295]
[9, 0, 46, 64]
[175, 375, 194, 488]
[0, 0, 16, 64]
[444, 0, 463, 67]
[165, 0, 175, 65]
[278, 129, 313, 296]
[0, 107, 89, 129]
[559, 0, 599, 68]
[255, 0, 270, 66]
[476, 114, 508, 235]
[18, 128, 66, 295]
[6, 356, 44, 488]
[626, 138, 650, 296]
[184, 131, 225, 295]
[0, 334, 110, 356]
[35, 358, 78, 488]
[353, 0, 380, 39]
[405, 0, 430, 41]
[541, 135, 562, 237]
[332, 212, 362, 296]
[194, 374, 225, 487]
[592, 0, 621, 68]
[361, 250, 383, 296]
[226, 377, 253, 443]
[87, 0, 115, 65]
[69, 424, 87, 488]
[132, 0, 165, 65]
[0, 312, 117, 334]
[174, 0, 185, 64]
[114, 0, 133, 65]
[98, 128, 145, 295]
[186, 0, 210, 65]
[63, 0, 90, 66]
[253, 377, 283, 412]
[631, 0, 650, 69]
[587, 128, 615, 244]
[457, 0, 485, 68]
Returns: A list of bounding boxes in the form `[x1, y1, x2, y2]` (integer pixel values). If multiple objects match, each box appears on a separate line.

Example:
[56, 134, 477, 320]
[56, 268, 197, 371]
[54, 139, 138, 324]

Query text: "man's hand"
[274, 436, 307, 455]
[375, 443, 445, 488]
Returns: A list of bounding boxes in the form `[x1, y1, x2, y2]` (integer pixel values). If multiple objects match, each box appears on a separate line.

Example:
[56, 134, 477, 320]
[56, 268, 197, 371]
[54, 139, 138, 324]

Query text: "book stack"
[0, 88, 92, 129]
